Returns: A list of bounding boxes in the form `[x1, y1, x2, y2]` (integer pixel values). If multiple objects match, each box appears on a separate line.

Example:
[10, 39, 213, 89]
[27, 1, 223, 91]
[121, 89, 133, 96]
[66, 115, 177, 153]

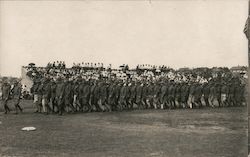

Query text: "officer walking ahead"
[1, 79, 11, 114]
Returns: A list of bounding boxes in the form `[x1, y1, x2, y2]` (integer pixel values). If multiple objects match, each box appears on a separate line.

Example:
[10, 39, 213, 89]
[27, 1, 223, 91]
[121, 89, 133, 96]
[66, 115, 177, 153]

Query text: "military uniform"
[56, 80, 65, 115]
[135, 84, 143, 109]
[180, 83, 189, 108]
[159, 84, 167, 109]
[41, 79, 52, 114]
[188, 84, 196, 108]
[152, 83, 160, 109]
[141, 84, 148, 109]
[11, 82, 23, 114]
[80, 81, 91, 112]
[228, 84, 236, 106]
[64, 81, 75, 112]
[1, 82, 11, 114]
[119, 84, 128, 110]
[31, 81, 41, 113]
[193, 84, 202, 108]
[175, 83, 182, 108]
[50, 81, 58, 112]
[220, 83, 229, 107]
[168, 83, 175, 109]
[202, 83, 210, 107]
[36, 81, 44, 113]
[146, 83, 154, 109]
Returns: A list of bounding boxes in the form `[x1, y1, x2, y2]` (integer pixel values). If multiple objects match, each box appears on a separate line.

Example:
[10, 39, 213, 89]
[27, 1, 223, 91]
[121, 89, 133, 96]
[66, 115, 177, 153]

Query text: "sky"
[0, 0, 248, 77]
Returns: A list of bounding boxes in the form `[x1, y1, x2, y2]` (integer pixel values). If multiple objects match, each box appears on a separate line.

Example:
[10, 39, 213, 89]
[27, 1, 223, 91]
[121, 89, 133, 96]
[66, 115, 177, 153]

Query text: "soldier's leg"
[58, 98, 63, 115]
[38, 97, 41, 112]
[14, 98, 22, 114]
[204, 97, 209, 107]
[33, 94, 39, 113]
[98, 99, 105, 112]
[3, 99, 10, 114]
[217, 96, 221, 107]
[104, 101, 111, 112]
[42, 97, 46, 113]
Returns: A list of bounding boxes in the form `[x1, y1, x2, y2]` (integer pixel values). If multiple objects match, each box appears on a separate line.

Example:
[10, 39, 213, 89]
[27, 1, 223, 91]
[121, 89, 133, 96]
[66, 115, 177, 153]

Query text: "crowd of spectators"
[23, 62, 247, 86]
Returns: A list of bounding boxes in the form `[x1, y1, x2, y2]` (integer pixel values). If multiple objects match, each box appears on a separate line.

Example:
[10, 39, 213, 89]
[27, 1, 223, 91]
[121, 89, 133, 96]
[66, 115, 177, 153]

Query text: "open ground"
[0, 100, 247, 157]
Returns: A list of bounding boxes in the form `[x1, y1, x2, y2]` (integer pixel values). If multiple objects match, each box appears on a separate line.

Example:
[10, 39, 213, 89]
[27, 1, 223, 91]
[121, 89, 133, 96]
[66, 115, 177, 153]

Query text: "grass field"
[0, 100, 248, 157]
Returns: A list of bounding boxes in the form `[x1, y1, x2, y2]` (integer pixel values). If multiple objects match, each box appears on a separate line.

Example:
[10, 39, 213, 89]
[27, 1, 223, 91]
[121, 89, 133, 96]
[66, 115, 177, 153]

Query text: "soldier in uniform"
[159, 82, 167, 109]
[220, 82, 229, 107]
[41, 78, 52, 114]
[146, 82, 154, 109]
[188, 82, 196, 108]
[119, 82, 129, 111]
[36, 79, 44, 113]
[96, 81, 106, 112]
[89, 81, 98, 112]
[180, 82, 189, 108]
[141, 82, 148, 109]
[11, 80, 23, 114]
[168, 81, 176, 109]
[215, 83, 222, 107]
[55, 78, 65, 115]
[202, 82, 210, 107]
[228, 82, 236, 107]
[235, 82, 243, 106]
[80, 80, 91, 112]
[114, 81, 121, 111]
[31, 79, 41, 113]
[1, 80, 11, 114]
[135, 82, 143, 110]
[64, 79, 75, 113]
[193, 83, 202, 108]
[175, 83, 182, 108]
[128, 82, 136, 110]
[50, 80, 58, 113]
[152, 81, 161, 109]
[99, 81, 110, 112]
[209, 82, 220, 108]
[107, 81, 116, 111]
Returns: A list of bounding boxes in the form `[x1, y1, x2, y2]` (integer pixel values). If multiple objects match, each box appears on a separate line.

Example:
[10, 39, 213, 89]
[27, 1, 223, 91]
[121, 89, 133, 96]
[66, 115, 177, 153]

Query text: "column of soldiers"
[29, 77, 246, 115]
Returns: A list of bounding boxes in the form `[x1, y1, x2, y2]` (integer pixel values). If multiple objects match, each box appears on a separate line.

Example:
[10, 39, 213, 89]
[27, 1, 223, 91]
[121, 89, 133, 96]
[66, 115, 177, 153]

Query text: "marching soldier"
[159, 82, 167, 109]
[188, 83, 196, 108]
[180, 82, 189, 108]
[11, 80, 23, 114]
[64, 79, 75, 113]
[119, 83, 128, 111]
[107, 81, 116, 111]
[128, 82, 136, 110]
[193, 83, 202, 108]
[80, 80, 91, 112]
[41, 78, 52, 114]
[56, 78, 65, 115]
[175, 83, 182, 108]
[1, 80, 11, 114]
[31, 79, 41, 113]
[152, 82, 161, 109]
[89, 81, 98, 111]
[141, 83, 148, 109]
[135, 82, 143, 110]
[146, 82, 154, 109]
[50, 80, 58, 113]
[168, 82, 176, 109]
[220, 82, 229, 107]
[114, 81, 121, 111]
[36, 79, 44, 113]
[228, 82, 236, 107]
[202, 82, 210, 107]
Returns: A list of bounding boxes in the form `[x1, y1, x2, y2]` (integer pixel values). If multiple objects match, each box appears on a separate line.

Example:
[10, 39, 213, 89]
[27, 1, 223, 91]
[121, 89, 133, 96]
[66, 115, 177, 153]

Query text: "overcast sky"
[0, 0, 248, 77]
